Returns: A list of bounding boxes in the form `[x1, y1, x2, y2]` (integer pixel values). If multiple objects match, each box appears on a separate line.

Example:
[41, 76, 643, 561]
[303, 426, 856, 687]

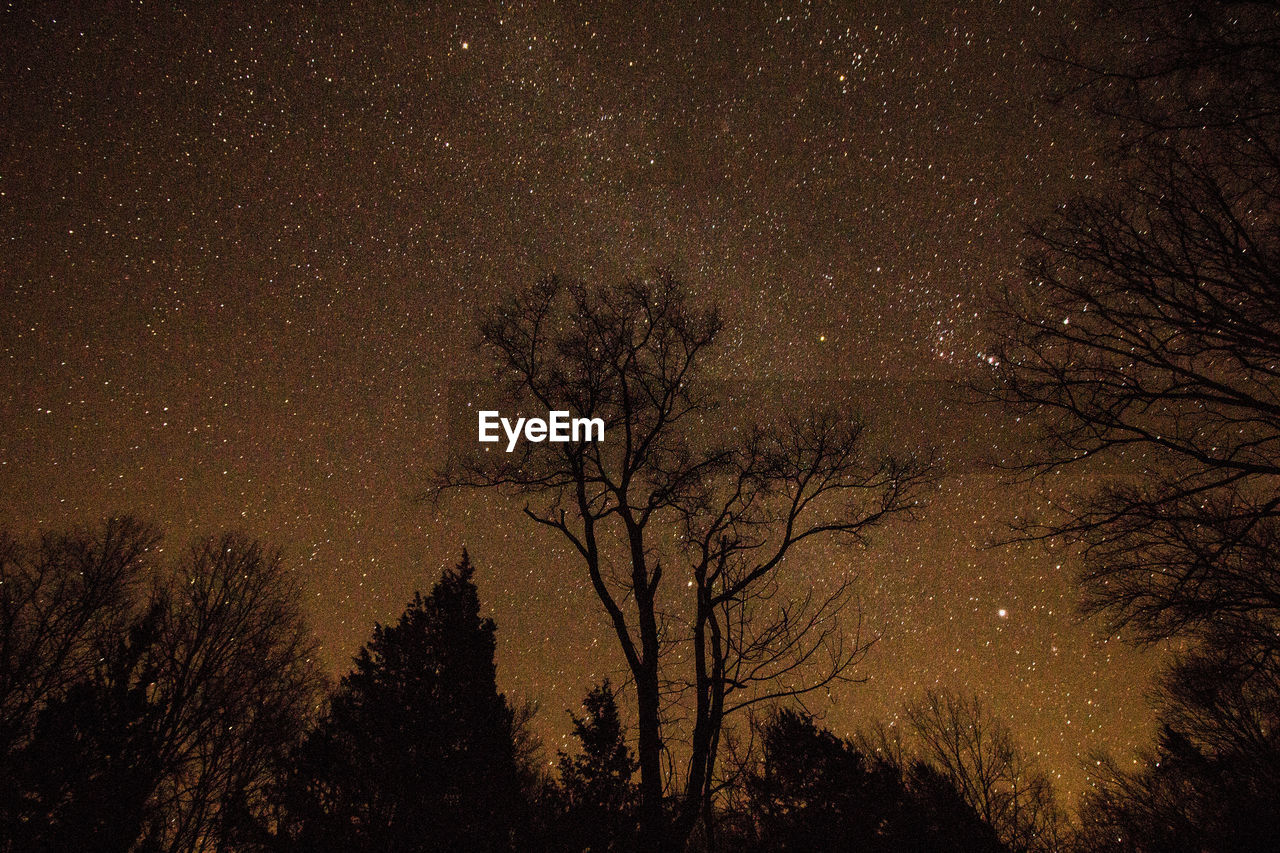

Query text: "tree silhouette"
[440, 273, 933, 848]
[276, 551, 524, 853]
[989, 4, 1280, 847]
[989, 0, 1280, 665]
[735, 708, 1008, 853]
[555, 679, 639, 852]
[897, 691, 1064, 853]
[2, 604, 165, 852]
[155, 534, 322, 853]
[0, 517, 155, 770]
[1076, 635, 1280, 853]
[0, 520, 320, 853]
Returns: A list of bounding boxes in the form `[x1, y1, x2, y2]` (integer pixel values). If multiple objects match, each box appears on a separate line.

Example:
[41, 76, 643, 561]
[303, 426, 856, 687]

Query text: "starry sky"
[0, 0, 1159, 802]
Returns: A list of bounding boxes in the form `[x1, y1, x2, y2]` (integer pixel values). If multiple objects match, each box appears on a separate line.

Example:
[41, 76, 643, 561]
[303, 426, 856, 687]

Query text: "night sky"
[0, 1, 1158, 801]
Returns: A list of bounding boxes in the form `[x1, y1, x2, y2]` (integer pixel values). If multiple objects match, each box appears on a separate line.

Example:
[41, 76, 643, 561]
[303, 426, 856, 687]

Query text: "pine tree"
[556, 679, 638, 851]
[281, 551, 524, 853]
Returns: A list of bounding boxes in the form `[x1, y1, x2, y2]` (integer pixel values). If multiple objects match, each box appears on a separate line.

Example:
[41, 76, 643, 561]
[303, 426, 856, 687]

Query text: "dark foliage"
[0, 519, 320, 853]
[732, 709, 1008, 853]
[273, 551, 525, 853]
[554, 679, 639, 852]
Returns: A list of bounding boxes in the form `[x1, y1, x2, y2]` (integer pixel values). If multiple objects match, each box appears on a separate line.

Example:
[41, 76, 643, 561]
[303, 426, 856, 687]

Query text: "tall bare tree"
[989, 0, 1280, 663]
[990, 5, 1280, 845]
[439, 273, 931, 848]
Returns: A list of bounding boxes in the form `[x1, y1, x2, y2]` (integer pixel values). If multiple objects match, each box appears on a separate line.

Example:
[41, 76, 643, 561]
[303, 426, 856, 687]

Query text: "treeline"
[12, 518, 1278, 852]
[0, 520, 1066, 852]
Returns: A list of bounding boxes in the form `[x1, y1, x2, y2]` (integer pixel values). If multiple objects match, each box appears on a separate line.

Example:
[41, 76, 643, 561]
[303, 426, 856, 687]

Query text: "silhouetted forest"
[1, 517, 1276, 852]
[6, 0, 1280, 850]
[0, 527, 1067, 852]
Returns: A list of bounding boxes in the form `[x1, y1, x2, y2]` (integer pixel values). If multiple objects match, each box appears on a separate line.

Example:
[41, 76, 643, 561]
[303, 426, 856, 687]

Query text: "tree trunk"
[635, 654, 665, 849]
[675, 592, 715, 848]
[631, 529, 665, 848]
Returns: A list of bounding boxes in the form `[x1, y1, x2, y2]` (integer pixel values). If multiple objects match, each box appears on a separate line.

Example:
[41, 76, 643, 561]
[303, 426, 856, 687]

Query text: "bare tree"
[990, 7, 1280, 846]
[1057, 0, 1280, 141]
[0, 517, 156, 763]
[439, 273, 932, 848]
[991, 147, 1280, 645]
[0, 520, 322, 853]
[145, 534, 322, 853]
[901, 691, 1065, 853]
[988, 2, 1280, 663]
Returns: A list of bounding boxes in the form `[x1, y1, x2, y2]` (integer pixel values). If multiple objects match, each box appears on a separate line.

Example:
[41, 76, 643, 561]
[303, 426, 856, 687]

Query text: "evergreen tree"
[279, 551, 524, 853]
[740, 709, 1008, 853]
[556, 679, 638, 852]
